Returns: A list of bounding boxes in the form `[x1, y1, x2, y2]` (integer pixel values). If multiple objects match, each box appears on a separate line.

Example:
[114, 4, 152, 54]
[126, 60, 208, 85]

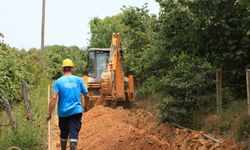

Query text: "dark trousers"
[59, 113, 82, 142]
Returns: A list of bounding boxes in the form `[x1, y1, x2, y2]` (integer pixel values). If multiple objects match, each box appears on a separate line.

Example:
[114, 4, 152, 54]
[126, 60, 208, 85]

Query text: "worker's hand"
[47, 112, 51, 121]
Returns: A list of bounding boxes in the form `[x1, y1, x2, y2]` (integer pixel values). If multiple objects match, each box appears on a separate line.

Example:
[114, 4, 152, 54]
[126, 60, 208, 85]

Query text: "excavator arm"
[110, 33, 125, 100]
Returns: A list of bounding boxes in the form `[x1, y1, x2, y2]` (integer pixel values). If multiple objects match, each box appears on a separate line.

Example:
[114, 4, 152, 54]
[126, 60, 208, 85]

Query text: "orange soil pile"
[52, 106, 242, 150]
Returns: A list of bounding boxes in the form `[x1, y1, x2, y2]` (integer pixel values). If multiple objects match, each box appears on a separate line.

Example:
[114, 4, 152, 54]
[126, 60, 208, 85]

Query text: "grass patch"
[201, 100, 249, 141]
[0, 80, 49, 149]
[235, 114, 249, 141]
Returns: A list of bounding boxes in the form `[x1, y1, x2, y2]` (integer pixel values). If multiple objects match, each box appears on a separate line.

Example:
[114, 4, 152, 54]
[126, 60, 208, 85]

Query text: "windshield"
[87, 50, 109, 81]
[96, 52, 108, 81]
[88, 52, 95, 77]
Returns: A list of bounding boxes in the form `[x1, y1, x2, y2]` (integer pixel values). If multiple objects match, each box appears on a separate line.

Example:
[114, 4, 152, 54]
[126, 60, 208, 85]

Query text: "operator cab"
[87, 48, 110, 82]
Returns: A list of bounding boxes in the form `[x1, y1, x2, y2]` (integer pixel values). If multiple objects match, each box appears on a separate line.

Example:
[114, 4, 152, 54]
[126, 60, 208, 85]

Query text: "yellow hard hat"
[62, 59, 74, 67]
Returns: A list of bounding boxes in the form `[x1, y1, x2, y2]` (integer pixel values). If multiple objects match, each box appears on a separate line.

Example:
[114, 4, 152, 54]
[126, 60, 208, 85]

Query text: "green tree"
[121, 5, 158, 79]
[22, 48, 42, 84]
[0, 32, 4, 43]
[156, 0, 250, 96]
[89, 15, 126, 48]
[45, 45, 87, 79]
[87, 0, 250, 127]
[0, 32, 4, 38]
[240, 0, 250, 7]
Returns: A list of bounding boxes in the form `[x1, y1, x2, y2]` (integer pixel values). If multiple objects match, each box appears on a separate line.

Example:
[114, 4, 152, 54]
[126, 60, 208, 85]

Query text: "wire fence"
[215, 68, 250, 116]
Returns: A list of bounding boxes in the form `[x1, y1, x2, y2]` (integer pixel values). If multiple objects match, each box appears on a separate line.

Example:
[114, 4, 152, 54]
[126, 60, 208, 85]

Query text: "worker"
[47, 58, 89, 150]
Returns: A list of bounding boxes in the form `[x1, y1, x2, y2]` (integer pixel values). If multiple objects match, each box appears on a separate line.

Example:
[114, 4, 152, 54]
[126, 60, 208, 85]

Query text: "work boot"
[70, 142, 77, 150]
[60, 140, 67, 150]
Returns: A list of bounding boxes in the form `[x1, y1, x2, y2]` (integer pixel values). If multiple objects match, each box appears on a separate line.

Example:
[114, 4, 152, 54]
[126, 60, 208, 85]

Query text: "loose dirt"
[51, 106, 242, 150]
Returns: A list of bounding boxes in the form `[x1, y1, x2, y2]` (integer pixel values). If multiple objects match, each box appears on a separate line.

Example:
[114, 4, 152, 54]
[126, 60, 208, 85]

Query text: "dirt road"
[51, 106, 242, 150]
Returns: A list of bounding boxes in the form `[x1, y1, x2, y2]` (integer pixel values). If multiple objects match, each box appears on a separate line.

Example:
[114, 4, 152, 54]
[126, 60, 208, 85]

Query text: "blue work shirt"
[53, 75, 88, 117]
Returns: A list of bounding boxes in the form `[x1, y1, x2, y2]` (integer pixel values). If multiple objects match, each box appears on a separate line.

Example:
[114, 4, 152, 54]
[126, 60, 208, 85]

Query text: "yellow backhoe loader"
[83, 33, 134, 108]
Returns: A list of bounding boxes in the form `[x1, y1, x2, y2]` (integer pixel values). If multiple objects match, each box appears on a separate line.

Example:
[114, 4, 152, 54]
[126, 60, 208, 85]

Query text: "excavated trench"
[51, 106, 242, 150]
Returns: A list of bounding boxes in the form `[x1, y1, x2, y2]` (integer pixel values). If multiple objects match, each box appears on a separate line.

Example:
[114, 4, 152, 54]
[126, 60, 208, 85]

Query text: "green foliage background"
[45, 45, 87, 79]
[0, 0, 250, 148]
[0, 40, 87, 149]
[88, 0, 250, 128]
[0, 43, 29, 104]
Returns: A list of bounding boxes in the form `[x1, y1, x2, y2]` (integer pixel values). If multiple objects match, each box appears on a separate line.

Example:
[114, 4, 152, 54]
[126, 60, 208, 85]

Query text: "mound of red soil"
[52, 106, 242, 150]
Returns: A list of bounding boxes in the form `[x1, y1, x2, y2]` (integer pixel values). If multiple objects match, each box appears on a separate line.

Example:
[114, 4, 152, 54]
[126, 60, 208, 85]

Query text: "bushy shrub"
[156, 53, 214, 127]
[21, 49, 41, 84]
[0, 43, 29, 104]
